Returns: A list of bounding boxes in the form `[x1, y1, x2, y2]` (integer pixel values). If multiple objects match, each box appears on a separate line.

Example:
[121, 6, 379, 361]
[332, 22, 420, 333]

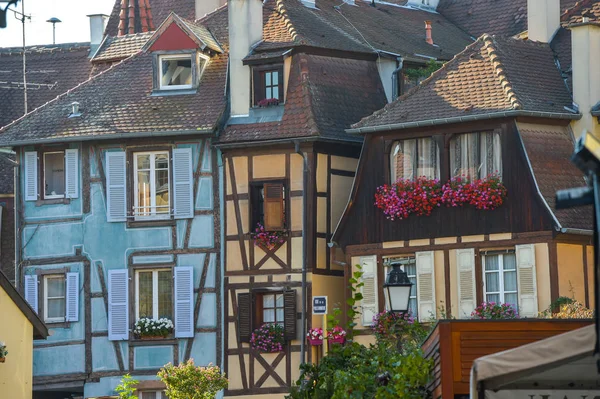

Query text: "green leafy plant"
[158, 359, 228, 399]
[0, 341, 7, 358]
[346, 264, 365, 338]
[115, 374, 139, 399]
[403, 60, 443, 85]
[326, 306, 342, 330]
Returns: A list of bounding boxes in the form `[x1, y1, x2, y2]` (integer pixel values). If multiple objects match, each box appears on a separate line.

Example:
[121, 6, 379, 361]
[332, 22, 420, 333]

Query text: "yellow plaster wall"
[434, 250, 446, 317]
[0, 287, 34, 399]
[253, 154, 286, 179]
[317, 197, 327, 234]
[316, 238, 327, 269]
[330, 156, 358, 172]
[489, 233, 512, 241]
[587, 245, 595, 309]
[311, 274, 346, 329]
[291, 197, 303, 232]
[462, 235, 485, 243]
[382, 241, 404, 249]
[534, 243, 552, 312]
[353, 334, 377, 346]
[409, 239, 430, 247]
[233, 156, 249, 194]
[316, 154, 327, 193]
[289, 154, 304, 192]
[227, 200, 249, 235]
[557, 243, 586, 303]
[434, 237, 457, 245]
[330, 175, 353, 231]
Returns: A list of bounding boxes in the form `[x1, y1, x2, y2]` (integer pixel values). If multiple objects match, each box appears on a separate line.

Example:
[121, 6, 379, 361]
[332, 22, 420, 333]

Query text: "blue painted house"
[0, 7, 228, 399]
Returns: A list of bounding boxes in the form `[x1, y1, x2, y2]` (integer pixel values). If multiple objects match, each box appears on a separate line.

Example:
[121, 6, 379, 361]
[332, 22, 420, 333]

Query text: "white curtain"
[391, 138, 439, 182]
[451, 132, 502, 180]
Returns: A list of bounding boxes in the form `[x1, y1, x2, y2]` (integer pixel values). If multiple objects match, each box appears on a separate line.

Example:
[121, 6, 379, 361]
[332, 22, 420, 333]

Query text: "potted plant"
[327, 326, 347, 345]
[0, 341, 7, 363]
[133, 317, 174, 339]
[250, 323, 285, 353]
[257, 98, 280, 107]
[471, 302, 518, 319]
[250, 223, 286, 251]
[306, 327, 324, 346]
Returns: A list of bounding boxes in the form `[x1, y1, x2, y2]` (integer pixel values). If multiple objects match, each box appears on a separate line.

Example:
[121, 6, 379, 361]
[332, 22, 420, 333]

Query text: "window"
[250, 182, 285, 231]
[257, 293, 285, 325]
[386, 257, 418, 317]
[482, 251, 517, 309]
[134, 151, 170, 219]
[450, 132, 502, 180]
[140, 391, 167, 399]
[390, 138, 440, 182]
[43, 151, 65, 199]
[44, 275, 66, 323]
[253, 66, 284, 106]
[135, 269, 173, 321]
[159, 55, 193, 90]
[237, 290, 296, 343]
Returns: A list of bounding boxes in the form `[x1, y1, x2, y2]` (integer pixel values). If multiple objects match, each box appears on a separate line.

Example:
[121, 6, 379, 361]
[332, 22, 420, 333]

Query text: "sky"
[0, 0, 116, 48]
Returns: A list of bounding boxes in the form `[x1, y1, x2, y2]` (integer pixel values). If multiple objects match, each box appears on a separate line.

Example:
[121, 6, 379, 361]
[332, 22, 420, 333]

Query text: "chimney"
[425, 20, 433, 45]
[87, 14, 108, 57]
[228, 0, 263, 117]
[527, 0, 560, 42]
[196, 0, 227, 20]
[570, 19, 600, 138]
[117, 0, 154, 36]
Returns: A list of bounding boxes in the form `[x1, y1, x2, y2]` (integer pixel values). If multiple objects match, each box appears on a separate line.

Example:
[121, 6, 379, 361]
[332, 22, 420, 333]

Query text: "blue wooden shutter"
[24, 151, 38, 201]
[108, 269, 129, 340]
[65, 272, 79, 322]
[106, 151, 127, 222]
[24, 274, 38, 313]
[172, 148, 193, 219]
[174, 266, 194, 338]
[65, 149, 79, 199]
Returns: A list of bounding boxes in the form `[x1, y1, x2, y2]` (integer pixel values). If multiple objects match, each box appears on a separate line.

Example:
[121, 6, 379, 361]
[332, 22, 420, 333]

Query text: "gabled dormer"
[142, 12, 224, 95]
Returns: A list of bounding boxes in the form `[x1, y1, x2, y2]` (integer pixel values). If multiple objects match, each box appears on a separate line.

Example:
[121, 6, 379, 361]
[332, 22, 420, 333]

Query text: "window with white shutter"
[65, 272, 79, 322]
[108, 269, 129, 340]
[133, 151, 171, 220]
[24, 151, 38, 201]
[516, 244, 538, 317]
[24, 274, 38, 313]
[456, 248, 476, 318]
[416, 251, 436, 322]
[43, 275, 66, 323]
[65, 149, 79, 199]
[106, 151, 127, 222]
[172, 148, 194, 219]
[360, 256, 378, 327]
[174, 266, 194, 338]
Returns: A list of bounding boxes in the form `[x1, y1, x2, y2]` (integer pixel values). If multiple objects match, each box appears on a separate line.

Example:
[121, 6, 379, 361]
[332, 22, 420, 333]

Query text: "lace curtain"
[390, 138, 440, 182]
[450, 132, 502, 179]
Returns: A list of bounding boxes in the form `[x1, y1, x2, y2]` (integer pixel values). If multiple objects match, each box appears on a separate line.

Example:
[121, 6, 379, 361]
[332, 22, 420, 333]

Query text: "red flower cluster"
[250, 223, 286, 251]
[257, 98, 280, 107]
[374, 177, 442, 220]
[250, 323, 285, 353]
[441, 174, 506, 210]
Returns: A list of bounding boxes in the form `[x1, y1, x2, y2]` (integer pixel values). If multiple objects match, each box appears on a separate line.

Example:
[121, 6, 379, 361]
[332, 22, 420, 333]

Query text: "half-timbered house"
[0, 4, 227, 398]
[218, 0, 472, 397]
[333, 0, 598, 343]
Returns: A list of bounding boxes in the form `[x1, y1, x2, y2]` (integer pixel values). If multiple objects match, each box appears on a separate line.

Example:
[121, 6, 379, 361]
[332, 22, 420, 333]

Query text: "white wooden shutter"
[172, 148, 194, 219]
[108, 269, 129, 340]
[65, 272, 79, 322]
[516, 244, 538, 317]
[24, 151, 38, 201]
[24, 274, 38, 313]
[174, 266, 194, 338]
[416, 251, 436, 322]
[65, 149, 79, 199]
[360, 256, 378, 327]
[456, 248, 476, 319]
[106, 151, 127, 222]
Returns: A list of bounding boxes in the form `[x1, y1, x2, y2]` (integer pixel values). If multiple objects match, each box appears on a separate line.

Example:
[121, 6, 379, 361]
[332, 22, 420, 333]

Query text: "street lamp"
[46, 17, 61, 44]
[0, 0, 19, 28]
[383, 264, 413, 314]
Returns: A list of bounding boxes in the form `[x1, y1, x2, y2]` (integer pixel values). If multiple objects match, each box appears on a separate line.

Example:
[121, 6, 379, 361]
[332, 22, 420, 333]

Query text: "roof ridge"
[482, 34, 522, 110]
[276, 0, 299, 42]
[0, 51, 142, 134]
[195, 2, 228, 24]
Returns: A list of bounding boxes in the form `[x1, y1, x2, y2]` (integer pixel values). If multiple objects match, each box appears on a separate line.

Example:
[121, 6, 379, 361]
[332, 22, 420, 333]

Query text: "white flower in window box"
[134, 317, 174, 340]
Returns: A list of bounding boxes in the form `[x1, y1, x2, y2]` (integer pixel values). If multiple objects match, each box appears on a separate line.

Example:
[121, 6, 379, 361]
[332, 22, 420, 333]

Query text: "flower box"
[140, 335, 169, 340]
[329, 336, 345, 345]
[133, 317, 174, 340]
[251, 223, 286, 251]
[308, 337, 323, 346]
[327, 326, 347, 345]
[251, 323, 285, 353]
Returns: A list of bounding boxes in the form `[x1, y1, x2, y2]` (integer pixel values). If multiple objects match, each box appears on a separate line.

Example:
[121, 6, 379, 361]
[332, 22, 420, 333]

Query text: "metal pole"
[21, 0, 27, 114]
[52, 23, 55, 44]
[295, 141, 308, 365]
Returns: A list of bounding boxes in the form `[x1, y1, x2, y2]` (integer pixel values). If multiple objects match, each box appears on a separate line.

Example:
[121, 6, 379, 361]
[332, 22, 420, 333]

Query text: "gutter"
[559, 228, 593, 236]
[391, 56, 403, 101]
[347, 110, 582, 135]
[214, 135, 362, 149]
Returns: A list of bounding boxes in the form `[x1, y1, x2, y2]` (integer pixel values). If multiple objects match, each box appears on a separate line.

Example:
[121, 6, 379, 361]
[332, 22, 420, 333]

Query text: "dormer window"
[159, 55, 193, 90]
[253, 65, 284, 107]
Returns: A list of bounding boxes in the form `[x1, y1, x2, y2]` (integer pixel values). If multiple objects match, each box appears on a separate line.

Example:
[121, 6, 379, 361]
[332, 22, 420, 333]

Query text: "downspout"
[294, 140, 308, 364]
[391, 56, 404, 101]
[219, 149, 225, 372]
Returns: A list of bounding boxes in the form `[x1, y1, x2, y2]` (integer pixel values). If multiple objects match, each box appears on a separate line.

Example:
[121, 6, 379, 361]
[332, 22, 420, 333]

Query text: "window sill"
[151, 89, 197, 97]
[127, 219, 177, 228]
[43, 321, 70, 328]
[129, 338, 177, 346]
[36, 198, 71, 207]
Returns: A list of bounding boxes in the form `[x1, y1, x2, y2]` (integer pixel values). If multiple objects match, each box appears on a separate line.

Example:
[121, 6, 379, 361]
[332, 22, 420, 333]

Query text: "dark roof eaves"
[346, 110, 582, 135]
[214, 134, 361, 149]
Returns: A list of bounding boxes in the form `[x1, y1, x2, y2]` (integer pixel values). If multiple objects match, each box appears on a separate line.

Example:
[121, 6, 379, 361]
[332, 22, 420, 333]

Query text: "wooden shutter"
[283, 289, 297, 340]
[360, 256, 378, 326]
[24, 274, 38, 313]
[108, 269, 129, 340]
[65, 149, 79, 199]
[456, 248, 476, 319]
[263, 183, 284, 230]
[516, 244, 538, 317]
[24, 151, 38, 201]
[237, 292, 252, 342]
[65, 272, 79, 322]
[173, 148, 194, 219]
[174, 266, 194, 338]
[106, 151, 127, 222]
[253, 68, 265, 105]
[277, 66, 284, 100]
[416, 251, 436, 322]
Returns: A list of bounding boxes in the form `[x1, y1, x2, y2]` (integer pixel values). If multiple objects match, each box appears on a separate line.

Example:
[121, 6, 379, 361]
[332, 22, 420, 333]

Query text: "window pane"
[504, 270, 517, 292]
[47, 277, 65, 297]
[484, 255, 499, 271]
[272, 71, 278, 84]
[47, 298, 66, 318]
[486, 293, 500, 304]
[409, 298, 417, 317]
[44, 152, 65, 197]
[503, 253, 516, 270]
[485, 272, 500, 293]
[263, 309, 275, 323]
[137, 170, 151, 215]
[263, 295, 275, 308]
[276, 309, 284, 323]
[505, 293, 518, 309]
[273, 86, 279, 100]
[265, 72, 272, 86]
[266, 87, 272, 99]
[161, 58, 192, 87]
[137, 154, 151, 170]
[155, 169, 170, 214]
[138, 272, 153, 318]
[158, 271, 173, 319]
[276, 294, 284, 307]
[416, 138, 439, 179]
[391, 140, 416, 182]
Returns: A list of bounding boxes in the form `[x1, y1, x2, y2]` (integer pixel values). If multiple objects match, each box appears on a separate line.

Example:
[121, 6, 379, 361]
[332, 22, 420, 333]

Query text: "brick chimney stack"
[425, 20, 433, 45]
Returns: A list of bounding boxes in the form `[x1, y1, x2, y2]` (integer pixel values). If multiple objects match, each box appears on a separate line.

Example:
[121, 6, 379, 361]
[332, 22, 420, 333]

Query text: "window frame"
[249, 180, 287, 232]
[134, 268, 174, 321]
[43, 274, 67, 323]
[158, 54, 194, 91]
[42, 150, 66, 199]
[482, 251, 518, 307]
[252, 64, 284, 107]
[449, 131, 502, 180]
[389, 137, 440, 183]
[255, 292, 285, 326]
[132, 150, 172, 221]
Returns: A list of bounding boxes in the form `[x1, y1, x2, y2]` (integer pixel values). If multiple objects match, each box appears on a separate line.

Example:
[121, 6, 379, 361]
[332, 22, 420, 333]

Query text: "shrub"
[250, 323, 285, 353]
[471, 302, 518, 319]
[115, 374, 138, 399]
[552, 301, 594, 319]
[158, 359, 228, 399]
[133, 317, 174, 338]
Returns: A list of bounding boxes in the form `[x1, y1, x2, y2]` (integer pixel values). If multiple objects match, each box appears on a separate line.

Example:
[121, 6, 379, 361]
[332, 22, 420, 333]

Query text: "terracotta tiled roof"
[218, 53, 386, 144]
[562, 0, 600, 25]
[92, 32, 154, 62]
[353, 35, 575, 130]
[105, 0, 195, 36]
[518, 122, 592, 230]
[0, 48, 228, 145]
[0, 43, 94, 128]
